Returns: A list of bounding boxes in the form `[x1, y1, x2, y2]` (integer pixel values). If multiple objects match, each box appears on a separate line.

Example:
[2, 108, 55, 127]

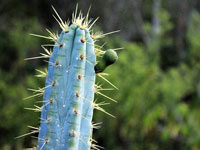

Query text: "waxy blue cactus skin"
[22, 7, 118, 150]
[37, 24, 97, 150]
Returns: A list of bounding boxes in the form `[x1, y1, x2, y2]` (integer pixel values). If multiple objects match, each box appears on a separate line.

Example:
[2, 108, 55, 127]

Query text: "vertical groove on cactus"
[21, 5, 119, 150]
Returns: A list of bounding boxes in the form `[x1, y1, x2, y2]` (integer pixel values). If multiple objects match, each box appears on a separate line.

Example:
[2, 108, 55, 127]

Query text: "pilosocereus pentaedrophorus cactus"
[22, 6, 119, 150]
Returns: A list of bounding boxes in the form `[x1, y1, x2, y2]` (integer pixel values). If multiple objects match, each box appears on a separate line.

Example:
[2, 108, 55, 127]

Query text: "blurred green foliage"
[94, 9, 200, 150]
[1, 1, 200, 150]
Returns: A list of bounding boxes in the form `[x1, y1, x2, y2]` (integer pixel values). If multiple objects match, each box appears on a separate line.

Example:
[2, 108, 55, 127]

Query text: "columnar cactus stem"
[22, 6, 119, 150]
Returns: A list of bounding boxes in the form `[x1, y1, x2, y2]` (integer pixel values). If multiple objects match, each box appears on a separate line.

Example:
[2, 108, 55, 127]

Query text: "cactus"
[21, 6, 119, 150]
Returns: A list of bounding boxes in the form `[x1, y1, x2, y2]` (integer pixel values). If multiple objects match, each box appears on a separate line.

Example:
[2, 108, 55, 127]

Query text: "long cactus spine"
[22, 6, 119, 150]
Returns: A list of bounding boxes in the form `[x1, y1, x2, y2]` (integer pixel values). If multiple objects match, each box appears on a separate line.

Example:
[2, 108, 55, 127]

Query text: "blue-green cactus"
[23, 6, 118, 150]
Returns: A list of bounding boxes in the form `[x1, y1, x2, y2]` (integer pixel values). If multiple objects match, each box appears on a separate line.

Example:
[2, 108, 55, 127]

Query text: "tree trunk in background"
[174, 0, 188, 63]
[131, 0, 148, 44]
[152, 0, 161, 36]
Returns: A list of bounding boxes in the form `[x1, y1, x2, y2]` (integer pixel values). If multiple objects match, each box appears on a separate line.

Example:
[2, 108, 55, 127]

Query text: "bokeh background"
[1, 0, 200, 149]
